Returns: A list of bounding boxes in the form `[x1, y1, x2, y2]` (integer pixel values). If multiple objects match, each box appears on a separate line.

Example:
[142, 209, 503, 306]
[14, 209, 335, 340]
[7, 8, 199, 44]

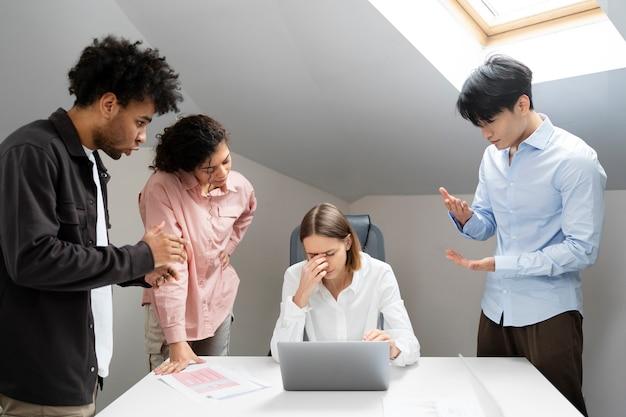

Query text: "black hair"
[152, 115, 229, 172]
[68, 35, 182, 114]
[456, 55, 533, 126]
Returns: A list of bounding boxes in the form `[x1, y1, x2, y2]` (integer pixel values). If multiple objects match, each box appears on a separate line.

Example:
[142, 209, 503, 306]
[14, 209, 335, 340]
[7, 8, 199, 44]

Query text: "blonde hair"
[299, 203, 362, 273]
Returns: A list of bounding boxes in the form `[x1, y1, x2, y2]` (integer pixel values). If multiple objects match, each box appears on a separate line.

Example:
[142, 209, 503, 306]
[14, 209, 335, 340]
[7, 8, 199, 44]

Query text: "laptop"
[277, 341, 390, 391]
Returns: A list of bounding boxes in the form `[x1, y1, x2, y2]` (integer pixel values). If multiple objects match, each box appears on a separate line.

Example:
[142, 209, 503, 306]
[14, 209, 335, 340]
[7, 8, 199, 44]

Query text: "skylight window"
[458, 0, 599, 36]
[369, 0, 626, 90]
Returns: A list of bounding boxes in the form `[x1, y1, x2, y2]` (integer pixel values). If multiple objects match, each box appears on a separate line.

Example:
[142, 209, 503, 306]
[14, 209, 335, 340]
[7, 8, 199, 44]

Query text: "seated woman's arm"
[378, 265, 420, 367]
[270, 265, 309, 362]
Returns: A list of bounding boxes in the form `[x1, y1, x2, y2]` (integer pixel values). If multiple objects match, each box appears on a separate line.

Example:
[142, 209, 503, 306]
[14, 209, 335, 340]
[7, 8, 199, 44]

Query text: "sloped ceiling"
[5, 0, 624, 201]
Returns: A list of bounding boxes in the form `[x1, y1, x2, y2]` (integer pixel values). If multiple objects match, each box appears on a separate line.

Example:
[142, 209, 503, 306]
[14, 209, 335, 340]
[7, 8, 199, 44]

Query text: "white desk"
[97, 356, 582, 417]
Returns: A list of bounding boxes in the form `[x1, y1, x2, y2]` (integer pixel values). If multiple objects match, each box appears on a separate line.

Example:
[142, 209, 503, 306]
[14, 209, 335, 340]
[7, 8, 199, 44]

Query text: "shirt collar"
[176, 170, 237, 194]
[346, 265, 364, 294]
[80, 145, 111, 183]
[52, 109, 109, 179]
[348, 253, 369, 293]
[521, 113, 553, 151]
[49, 108, 89, 159]
[82, 145, 94, 159]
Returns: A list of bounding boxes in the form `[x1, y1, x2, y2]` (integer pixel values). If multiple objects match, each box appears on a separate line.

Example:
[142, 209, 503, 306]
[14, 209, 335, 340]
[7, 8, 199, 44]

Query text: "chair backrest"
[289, 214, 385, 265]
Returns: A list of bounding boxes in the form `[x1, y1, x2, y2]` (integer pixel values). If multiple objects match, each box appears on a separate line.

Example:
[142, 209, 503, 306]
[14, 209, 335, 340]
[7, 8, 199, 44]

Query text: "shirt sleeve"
[140, 179, 189, 344]
[224, 189, 257, 255]
[378, 266, 420, 367]
[496, 155, 606, 277]
[0, 144, 154, 292]
[270, 266, 308, 362]
[450, 154, 497, 241]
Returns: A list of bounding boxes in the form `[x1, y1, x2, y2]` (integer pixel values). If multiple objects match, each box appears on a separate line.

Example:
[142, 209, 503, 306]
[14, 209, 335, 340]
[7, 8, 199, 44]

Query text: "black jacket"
[0, 109, 154, 406]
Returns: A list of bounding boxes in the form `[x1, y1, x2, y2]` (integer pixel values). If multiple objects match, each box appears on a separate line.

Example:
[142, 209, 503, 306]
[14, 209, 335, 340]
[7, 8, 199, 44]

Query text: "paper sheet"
[159, 363, 269, 400]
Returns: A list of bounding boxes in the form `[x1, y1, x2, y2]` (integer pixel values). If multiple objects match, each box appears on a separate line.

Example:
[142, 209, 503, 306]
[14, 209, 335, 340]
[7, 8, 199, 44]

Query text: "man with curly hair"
[0, 35, 187, 416]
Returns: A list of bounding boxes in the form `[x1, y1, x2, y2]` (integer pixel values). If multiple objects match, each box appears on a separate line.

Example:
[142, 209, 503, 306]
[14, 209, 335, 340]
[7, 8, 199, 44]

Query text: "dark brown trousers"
[477, 310, 587, 416]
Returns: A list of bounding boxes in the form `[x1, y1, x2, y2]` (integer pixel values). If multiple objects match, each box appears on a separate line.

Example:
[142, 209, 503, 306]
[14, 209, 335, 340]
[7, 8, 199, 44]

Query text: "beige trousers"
[0, 387, 96, 417]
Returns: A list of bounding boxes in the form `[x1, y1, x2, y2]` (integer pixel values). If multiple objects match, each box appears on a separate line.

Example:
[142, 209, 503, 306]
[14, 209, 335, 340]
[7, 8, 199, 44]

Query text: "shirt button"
[87, 240, 94, 246]
[90, 367, 95, 372]
[89, 323, 93, 329]
[88, 199, 95, 205]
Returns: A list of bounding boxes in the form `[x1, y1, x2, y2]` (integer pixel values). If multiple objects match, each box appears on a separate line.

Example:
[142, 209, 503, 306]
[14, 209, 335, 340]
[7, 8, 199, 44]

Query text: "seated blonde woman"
[271, 203, 419, 366]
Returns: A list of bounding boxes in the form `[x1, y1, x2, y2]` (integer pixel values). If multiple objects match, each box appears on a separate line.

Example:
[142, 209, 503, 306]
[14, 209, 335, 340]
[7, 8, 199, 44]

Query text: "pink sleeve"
[225, 189, 257, 255]
[140, 180, 189, 344]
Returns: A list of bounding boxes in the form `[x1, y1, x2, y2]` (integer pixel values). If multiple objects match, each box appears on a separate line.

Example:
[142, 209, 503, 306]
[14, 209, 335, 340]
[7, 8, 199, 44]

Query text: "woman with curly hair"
[139, 115, 256, 374]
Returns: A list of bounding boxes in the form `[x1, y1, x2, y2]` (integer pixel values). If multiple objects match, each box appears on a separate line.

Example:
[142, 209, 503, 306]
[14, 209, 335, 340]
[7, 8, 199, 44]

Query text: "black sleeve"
[118, 277, 151, 288]
[0, 144, 154, 291]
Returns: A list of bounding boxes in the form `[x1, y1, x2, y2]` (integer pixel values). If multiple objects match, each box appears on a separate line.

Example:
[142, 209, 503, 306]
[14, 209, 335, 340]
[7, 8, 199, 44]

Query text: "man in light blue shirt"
[440, 55, 606, 417]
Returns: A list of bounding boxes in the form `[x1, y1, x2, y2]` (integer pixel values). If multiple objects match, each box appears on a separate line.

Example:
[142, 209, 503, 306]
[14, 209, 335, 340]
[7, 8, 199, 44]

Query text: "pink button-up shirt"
[139, 170, 256, 343]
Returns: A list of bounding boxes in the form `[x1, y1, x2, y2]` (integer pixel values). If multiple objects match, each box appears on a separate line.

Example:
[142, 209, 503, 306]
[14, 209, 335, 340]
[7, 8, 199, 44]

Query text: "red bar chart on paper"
[172, 367, 239, 394]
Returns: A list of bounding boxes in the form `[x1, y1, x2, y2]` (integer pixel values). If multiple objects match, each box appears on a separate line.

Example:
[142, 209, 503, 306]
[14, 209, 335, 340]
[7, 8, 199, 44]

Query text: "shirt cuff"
[126, 241, 155, 281]
[448, 212, 464, 232]
[495, 255, 519, 274]
[448, 212, 480, 239]
[161, 325, 187, 345]
[391, 340, 409, 367]
[459, 213, 483, 238]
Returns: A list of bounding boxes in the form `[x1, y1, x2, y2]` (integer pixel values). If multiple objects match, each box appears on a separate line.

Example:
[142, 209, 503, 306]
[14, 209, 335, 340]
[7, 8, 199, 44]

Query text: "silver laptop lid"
[277, 341, 390, 391]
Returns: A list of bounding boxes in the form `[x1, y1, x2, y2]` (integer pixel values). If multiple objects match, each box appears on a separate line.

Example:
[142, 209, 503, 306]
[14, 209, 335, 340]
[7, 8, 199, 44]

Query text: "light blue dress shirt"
[451, 115, 606, 326]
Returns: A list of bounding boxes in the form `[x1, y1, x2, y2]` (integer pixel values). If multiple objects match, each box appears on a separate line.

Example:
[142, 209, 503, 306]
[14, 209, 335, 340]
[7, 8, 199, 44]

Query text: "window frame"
[447, 0, 602, 45]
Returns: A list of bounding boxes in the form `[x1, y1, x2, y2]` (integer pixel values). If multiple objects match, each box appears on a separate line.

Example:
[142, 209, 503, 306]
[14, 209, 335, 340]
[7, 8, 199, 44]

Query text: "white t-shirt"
[84, 146, 113, 378]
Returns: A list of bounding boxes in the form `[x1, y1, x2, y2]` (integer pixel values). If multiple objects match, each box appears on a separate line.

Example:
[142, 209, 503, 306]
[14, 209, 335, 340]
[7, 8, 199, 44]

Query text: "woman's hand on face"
[293, 254, 328, 308]
[363, 329, 401, 360]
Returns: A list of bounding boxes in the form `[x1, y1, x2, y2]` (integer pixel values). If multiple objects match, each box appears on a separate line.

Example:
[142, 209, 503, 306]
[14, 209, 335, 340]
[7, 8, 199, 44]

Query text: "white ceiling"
[1, 0, 624, 201]
[114, 0, 625, 200]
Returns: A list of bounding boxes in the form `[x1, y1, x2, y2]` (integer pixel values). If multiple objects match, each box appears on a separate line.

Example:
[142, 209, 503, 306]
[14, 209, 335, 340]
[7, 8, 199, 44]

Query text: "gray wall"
[0, 0, 204, 141]
[349, 191, 626, 417]
[0, 0, 138, 138]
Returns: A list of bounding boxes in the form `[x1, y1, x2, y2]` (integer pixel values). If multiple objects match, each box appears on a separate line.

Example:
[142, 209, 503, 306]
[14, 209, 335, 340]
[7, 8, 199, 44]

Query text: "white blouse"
[270, 252, 420, 366]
